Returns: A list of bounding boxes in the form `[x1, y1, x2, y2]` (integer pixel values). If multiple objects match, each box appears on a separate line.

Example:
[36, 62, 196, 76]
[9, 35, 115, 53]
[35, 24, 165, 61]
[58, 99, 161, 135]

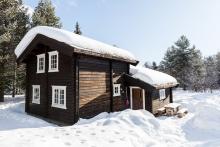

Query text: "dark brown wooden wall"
[78, 56, 111, 118]
[26, 48, 48, 117]
[151, 88, 171, 114]
[25, 44, 75, 124]
[112, 61, 129, 111]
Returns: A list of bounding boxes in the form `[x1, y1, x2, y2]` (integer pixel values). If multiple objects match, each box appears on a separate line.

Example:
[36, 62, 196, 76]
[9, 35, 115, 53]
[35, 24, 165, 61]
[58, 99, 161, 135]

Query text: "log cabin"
[15, 26, 178, 124]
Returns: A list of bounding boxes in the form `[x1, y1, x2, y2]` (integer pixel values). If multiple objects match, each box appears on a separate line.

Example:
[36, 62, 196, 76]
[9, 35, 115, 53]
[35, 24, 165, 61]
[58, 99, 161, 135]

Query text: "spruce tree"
[74, 22, 82, 35]
[32, 0, 62, 28]
[186, 49, 205, 91]
[204, 56, 218, 92]
[144, 61, 152, 68]
[216, 52, 220, 87]
[152, 61, 158, 70]
[0, 0, 29, 101]
[159, 35, 203, 90]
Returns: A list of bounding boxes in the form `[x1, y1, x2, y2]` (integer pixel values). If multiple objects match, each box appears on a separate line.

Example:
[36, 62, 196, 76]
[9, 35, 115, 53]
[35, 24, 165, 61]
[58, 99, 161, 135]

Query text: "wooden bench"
[157, 107, 166, 115]
[177, 108, 188, 118]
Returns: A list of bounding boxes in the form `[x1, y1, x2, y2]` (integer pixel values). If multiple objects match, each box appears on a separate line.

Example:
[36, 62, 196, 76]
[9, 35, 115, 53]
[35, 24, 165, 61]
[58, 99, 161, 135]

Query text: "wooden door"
[132, 88, 143, 110]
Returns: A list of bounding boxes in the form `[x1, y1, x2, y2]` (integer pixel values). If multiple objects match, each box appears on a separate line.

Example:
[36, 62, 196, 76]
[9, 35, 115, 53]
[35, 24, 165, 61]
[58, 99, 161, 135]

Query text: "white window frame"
[52, 86, 66, 109]
[32, 85, 40, 104]
[159, 89, 166, 100]
[113, 84, 121, 97]
[37, 54, 45, 73]
[48, 51, 59, 72]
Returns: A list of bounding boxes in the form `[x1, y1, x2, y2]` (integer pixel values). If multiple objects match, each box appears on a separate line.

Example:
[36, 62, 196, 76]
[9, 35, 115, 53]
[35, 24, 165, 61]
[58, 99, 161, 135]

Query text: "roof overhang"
[17, 34, 139, 65]
[124, 74, 179, 90]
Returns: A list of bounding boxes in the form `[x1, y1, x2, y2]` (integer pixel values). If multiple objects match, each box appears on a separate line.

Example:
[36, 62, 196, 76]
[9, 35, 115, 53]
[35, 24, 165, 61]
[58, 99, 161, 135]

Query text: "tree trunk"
[0, 86, 4, 102]
[12, 57, 16, 98]
[0, 63, 5, 102]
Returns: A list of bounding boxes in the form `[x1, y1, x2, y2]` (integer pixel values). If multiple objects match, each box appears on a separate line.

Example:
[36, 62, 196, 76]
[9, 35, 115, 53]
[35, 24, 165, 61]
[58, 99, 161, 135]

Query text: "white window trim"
[37, 54, 45, 73]
[51, 86, 67, 109]
[113, 84, 121, 97]
[32, 85, 40, 104]
[48, 51, 59, 72]
[159, 89, 166, 100]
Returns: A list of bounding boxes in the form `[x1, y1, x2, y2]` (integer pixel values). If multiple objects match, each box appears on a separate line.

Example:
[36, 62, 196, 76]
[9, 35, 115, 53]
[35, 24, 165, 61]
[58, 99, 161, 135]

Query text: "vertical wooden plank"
[145, 90, 152, 112]
[129, 87, 133, 109]
[25, 64, 29, 113]
[109, 60, 113, 112]
[45, 46, 49, 117]
[127, 63, 130, 74]
[74, 54, 79, 123]
[170, 88, 173, 103]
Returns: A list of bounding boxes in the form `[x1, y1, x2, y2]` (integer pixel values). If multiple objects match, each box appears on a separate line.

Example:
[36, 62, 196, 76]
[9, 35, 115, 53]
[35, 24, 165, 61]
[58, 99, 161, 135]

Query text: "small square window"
[32, 85, 40, 104]
[48, 51, 59, 72]
[159, 89, 166, 100]
[113, 84, 121, 97]
[37, 54, 45, 73]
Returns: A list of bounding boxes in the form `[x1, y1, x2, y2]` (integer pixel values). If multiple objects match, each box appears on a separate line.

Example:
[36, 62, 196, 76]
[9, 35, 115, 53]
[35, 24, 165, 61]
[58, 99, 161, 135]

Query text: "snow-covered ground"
[0, 90, 220, 147]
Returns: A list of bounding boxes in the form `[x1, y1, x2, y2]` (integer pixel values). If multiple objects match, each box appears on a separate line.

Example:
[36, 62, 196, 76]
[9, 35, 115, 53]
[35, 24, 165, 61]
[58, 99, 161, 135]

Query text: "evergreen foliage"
[159, 35, 205, 91]
[204, 56, 218, 92]
[0, 0, 29, 101]
[32, 0, 62, 28]
[74, 22, 82, 35]
[216, 52, 220, 86]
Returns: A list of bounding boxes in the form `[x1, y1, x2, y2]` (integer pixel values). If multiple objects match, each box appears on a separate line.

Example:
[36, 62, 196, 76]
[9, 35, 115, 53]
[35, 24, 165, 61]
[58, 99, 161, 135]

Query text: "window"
[37, 54, 45, 73]
[113, 84, 121, 97]
[48, 51, 59, 72]
[159, 89, 166, 100]
[52, 86, 66, 109]
[32, 85, 40, 104]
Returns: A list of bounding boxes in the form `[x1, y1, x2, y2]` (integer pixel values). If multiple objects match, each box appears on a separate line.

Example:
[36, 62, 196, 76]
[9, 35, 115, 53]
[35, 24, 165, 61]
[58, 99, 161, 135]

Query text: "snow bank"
[183, 102, 220, 140]
[15, 26, 137, 63]
[1, 91, 220, 147]
[130, 66, 178, 87]
[78, 109, 160, 131]
[192, 102, 220, 132]
[0, 97, 53, 131]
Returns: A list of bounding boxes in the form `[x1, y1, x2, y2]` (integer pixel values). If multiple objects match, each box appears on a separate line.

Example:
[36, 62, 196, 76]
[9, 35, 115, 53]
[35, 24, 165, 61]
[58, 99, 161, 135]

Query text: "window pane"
[159, 89, 166, 100]
[51, 55, 57, 69]
[34, 88, 39, 99]
[60, 90, 64, 105]
[54, 89, 59, 104]
[39, 58, 44, 70]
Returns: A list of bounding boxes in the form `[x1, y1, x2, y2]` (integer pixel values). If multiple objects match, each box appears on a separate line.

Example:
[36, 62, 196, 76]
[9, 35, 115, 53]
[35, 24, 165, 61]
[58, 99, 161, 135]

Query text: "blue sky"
[24, 0, 220, 65]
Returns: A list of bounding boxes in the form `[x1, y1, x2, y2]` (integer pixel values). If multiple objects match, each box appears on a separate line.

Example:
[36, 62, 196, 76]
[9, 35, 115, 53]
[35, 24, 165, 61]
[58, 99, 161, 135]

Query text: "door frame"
[129, 86, 145, 110]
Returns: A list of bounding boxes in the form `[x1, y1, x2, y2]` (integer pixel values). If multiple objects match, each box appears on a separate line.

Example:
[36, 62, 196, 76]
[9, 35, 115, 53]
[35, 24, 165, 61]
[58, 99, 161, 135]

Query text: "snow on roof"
[130, 66, 178, 88]
[15, 26, 137, 63]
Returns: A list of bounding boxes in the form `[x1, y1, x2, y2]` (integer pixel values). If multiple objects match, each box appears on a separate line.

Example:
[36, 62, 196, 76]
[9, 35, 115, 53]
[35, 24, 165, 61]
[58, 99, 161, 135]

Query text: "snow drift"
[1, 91, 220, 147]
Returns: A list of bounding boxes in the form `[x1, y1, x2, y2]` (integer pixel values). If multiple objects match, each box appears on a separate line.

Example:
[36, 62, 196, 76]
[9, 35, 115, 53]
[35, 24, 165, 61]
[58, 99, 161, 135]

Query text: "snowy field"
[0, 90, 220, 147]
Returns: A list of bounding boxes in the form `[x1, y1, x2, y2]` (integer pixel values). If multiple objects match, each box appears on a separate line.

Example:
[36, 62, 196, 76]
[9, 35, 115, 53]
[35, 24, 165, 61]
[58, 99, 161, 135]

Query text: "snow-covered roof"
[15, 26, 138, 63]
[130, 66, 178, 88]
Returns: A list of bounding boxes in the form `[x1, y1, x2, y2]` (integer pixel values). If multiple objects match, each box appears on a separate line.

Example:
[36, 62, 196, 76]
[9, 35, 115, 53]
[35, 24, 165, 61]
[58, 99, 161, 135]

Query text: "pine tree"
[152, 61, 158, 70]
[216, 52, 220, 87]
[204, 56, 218, 92]
[0, 0, 29, 101]
[144, 61, 152, 68]
[159, 35, 203, 90]
[185, 49, 205, 91]
[74, 22, 82, 35]
[32, 0, 62, 28]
